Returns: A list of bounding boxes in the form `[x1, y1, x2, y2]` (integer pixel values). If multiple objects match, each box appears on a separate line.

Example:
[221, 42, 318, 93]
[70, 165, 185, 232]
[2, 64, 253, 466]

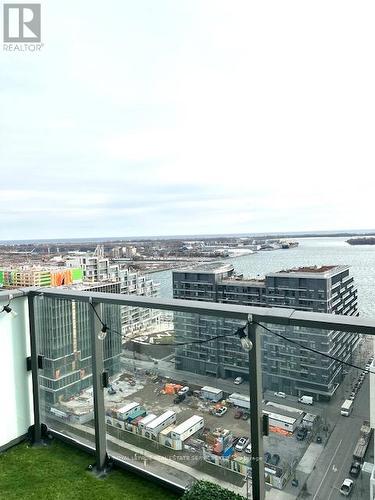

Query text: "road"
[304, 376, 370, 499]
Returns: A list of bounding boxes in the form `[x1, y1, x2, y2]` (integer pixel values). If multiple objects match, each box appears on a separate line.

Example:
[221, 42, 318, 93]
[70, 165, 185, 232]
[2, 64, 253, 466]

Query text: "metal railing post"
[90, 301, 107, 472]
[28, 294, 42, 444]
[248, 320, 265, 500]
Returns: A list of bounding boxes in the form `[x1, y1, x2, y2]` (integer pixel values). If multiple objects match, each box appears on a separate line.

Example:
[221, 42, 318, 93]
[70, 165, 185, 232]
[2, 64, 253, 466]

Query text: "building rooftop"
[269, 265, 349, 277]
[174, 262, 234, 274]
[279, 265, 335, 273]
[50, 280, 121, 291]
[174, 263, 351, 282]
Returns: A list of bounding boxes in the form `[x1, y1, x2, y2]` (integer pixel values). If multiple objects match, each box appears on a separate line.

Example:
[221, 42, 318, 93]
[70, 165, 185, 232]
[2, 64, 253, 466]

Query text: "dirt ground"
[106, 372, 311, 470]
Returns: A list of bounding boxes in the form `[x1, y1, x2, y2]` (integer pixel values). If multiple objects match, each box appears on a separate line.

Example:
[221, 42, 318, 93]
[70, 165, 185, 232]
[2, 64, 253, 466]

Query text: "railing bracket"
[87, 454, 114, 478]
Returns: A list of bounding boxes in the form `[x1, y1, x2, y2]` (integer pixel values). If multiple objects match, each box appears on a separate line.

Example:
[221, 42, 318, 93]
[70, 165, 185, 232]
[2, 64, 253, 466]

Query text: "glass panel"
[261, 323, 371, 499]
[35, 296, 96, 449]
[104, 306, 250, 493]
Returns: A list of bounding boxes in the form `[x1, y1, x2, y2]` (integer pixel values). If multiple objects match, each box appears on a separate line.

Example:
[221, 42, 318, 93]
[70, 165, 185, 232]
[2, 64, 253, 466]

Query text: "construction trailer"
[145, 410, 177, 439]
[263, 411, 297, 433]
[201, 386, 223, 402]
[127, 407, 146, 422]
[228, 393, 250, 409]
[113, 402, 141, 421]
[265, 401, 303, 416]
[50, 407, 69, 420]
[138, 413, 158, 430]
[126, 406, 146, 423]
[170, 415, 204, 442]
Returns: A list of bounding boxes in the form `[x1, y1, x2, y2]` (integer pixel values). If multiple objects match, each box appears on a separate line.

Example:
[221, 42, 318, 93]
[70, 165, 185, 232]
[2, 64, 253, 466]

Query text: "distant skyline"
[1, 1, 374, 240]
[1, 228, 375, 245]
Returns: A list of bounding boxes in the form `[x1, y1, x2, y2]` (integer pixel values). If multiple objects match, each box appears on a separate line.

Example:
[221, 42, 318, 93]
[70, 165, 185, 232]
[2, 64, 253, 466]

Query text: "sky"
[1, 1, 375, 240]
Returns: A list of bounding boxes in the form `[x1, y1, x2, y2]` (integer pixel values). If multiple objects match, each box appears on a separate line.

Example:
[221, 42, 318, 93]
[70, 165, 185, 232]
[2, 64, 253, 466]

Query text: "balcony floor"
[0, 439, 180, 500]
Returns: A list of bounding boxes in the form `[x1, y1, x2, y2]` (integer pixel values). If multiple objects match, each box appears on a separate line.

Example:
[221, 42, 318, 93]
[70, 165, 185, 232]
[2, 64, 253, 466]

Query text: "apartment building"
[66, 253, 160, 334]
[27, 253, 159, 405]
[0, 266, 83, 287]
[35, 281, 122, 405]
[173, 263, 358, 399]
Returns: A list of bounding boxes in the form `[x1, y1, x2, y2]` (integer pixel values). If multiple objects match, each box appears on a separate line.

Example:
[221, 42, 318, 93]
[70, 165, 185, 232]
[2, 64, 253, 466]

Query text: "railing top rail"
[20, 287, 375, 335]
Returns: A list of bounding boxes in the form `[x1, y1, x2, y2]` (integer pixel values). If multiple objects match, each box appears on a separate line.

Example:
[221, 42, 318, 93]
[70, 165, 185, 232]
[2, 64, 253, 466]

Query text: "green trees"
[182, 481, 244, 500]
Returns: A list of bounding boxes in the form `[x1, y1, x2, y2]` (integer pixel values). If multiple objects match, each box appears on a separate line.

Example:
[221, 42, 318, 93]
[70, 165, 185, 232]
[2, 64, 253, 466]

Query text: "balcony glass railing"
[2, 288, 375, 499]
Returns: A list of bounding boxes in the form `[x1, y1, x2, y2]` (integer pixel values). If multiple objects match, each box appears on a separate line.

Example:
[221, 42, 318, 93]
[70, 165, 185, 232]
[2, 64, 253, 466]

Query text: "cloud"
[0, 1, 374, 239]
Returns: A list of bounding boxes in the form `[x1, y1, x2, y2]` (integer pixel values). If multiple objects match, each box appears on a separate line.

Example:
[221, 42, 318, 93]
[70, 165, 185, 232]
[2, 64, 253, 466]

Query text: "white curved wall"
[0, 295, 33, 449]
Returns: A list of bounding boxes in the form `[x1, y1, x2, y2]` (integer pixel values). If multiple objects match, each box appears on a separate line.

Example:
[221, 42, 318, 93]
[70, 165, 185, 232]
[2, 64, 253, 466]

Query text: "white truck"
[341, 399, 353, 417]
[298, 395, 313, 405]
[228, 392, 250, 409]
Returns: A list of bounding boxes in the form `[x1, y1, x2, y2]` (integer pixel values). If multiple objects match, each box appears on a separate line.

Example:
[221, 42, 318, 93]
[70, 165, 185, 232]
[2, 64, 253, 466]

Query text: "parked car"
[316, 435, 322, 444]
[215, 406, 228, 417]
[270, 454, 280, 466]
[245, 443, 252, 454]
[234, 377, 244, 385]
[296, 428, 308, 441]
[274, 391, 286, 398]
[177, 386, 190, 396]
[340, 478, 354, 496]
[234, 409, 243, 419]
[242, 412, 250, 421]
[349, 393, 356, 401]
[264, 452, 271, 463]
[232, 436, 240, 447]
[235, 437, 249, 452]
[349, 461, 361, 478]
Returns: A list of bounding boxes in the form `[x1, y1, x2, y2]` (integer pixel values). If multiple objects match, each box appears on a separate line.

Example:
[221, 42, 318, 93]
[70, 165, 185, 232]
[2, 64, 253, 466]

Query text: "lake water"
[151, 237, 375, 317]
